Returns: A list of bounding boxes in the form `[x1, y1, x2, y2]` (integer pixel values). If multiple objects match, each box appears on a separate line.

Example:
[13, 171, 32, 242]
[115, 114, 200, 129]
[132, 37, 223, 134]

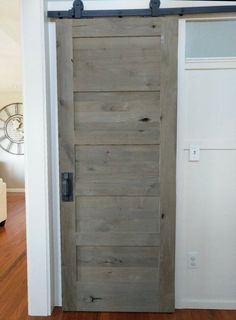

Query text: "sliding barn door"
[56, 17, 177, 312]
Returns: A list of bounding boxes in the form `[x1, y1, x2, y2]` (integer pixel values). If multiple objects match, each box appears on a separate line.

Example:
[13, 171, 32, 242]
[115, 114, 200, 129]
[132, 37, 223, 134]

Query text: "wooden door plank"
[76, 282, 160, 312]
[76, 196, 160, 220]
[72, 17, 161, 38]
[74, 92, 160, 145]
[73, 37, 161, 92]
[56, 20, 77, 311]
[77, 246, 159, 267]
[77, 267, 159, 283]
[159, 16, 178, 312]
[75, 145, 160, 196]
[76, 232, 160, 246]
[78, 214, 159, 233]
[75, 196, 160, 233]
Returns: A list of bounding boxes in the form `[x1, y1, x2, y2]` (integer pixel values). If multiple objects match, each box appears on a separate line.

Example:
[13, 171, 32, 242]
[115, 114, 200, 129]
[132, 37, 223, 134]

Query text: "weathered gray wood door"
[56, 16, 177, 312]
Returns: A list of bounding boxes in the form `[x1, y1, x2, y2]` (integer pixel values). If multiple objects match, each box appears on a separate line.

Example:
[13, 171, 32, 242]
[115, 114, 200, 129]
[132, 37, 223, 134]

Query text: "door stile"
[159, 16, 178, 312]
[56, 20, 77, 310]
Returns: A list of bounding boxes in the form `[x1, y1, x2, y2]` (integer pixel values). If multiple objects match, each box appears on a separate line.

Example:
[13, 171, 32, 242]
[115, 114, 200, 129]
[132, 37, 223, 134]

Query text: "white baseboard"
[7, 188, 25, 193]
[176, 299, 236, 310]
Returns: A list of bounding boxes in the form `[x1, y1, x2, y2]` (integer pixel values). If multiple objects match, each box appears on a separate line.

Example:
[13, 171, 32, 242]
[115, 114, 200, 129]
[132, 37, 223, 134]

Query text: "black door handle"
[61, 172, 73, 202]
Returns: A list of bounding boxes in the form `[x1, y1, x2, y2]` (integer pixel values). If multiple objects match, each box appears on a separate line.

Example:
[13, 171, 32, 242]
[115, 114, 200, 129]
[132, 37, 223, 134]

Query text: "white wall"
[0, 0, 24, 190]
[176, 19, 236, 309]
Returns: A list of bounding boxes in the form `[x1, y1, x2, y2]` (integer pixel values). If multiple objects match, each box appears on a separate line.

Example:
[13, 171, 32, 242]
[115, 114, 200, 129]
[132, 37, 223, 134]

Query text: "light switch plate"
[189, 144, 200, 162]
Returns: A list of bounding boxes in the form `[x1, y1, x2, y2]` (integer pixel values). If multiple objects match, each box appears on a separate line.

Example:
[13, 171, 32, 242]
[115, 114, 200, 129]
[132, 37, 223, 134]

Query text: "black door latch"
[61, 172, 73, 202]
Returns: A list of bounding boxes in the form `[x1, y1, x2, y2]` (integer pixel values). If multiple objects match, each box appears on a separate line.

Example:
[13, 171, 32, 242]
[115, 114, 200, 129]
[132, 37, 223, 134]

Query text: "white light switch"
[189, 144, 200, 162]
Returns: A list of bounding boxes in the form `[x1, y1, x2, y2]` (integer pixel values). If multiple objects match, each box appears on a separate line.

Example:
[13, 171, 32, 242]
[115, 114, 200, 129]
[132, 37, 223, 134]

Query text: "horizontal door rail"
[48, 0, 236, 19]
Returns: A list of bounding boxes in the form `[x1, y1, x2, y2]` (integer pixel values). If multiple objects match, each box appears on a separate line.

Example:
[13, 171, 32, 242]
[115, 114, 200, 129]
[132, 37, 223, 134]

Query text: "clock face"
[0, 103, 24, 155]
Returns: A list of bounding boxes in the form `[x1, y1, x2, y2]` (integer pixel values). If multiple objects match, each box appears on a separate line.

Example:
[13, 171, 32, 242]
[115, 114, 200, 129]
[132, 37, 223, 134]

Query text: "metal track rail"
[48, 0, 236, 19]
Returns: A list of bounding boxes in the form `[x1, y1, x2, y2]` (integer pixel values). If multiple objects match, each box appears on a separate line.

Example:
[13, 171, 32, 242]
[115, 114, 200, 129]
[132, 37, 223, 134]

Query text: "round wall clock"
[0, 103, 24, 155]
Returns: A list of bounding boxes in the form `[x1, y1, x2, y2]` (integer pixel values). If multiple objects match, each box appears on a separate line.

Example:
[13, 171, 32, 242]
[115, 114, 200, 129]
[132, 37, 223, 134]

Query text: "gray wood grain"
[75, 282, 160, 312]
[76, 196, 160, 219]
[159, 16, 178, 312]
[77, 267, 159, 283]
[74, 92, 160, 145]
[75, 145, 160, 196]
[77, 246, 159, 267]
[76, 196, 160, 233]
[73, 37, 160, 92]
[56, 20, 77, 311]
[78, 216, 159, 233]
[76, 232, 160, 246]
[72, 17, 161, 37]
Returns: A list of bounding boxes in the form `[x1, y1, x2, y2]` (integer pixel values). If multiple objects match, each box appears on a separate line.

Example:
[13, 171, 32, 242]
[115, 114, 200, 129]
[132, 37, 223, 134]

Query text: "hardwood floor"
[0, 193, 27, 320]
[1, 193, 236, 319]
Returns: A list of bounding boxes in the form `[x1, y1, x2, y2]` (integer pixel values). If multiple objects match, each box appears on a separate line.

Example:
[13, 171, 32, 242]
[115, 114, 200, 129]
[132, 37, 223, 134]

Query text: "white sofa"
[0, 178, 7, 227]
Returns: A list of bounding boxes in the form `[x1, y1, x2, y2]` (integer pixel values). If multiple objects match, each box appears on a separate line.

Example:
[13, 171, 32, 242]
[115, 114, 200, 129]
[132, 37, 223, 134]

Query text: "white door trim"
[21, 0, 53, 316]
[175, 18, 186, 309]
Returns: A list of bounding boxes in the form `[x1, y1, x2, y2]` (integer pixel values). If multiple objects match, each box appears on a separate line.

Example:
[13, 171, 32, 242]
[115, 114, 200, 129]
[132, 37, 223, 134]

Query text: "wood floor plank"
[2, 194, 236, 319]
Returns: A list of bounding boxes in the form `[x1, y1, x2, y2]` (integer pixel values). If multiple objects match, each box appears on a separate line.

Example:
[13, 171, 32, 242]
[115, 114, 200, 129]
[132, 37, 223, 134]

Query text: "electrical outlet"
[187, 252, 199, 269]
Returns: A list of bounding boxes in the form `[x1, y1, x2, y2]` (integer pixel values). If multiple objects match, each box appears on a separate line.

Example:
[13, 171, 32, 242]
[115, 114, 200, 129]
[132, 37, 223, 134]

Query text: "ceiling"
[0, 0, 22, 92]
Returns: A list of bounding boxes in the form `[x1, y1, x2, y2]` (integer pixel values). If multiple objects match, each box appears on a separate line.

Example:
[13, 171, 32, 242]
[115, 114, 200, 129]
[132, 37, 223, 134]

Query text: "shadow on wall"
[0, 157, 24, 190]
